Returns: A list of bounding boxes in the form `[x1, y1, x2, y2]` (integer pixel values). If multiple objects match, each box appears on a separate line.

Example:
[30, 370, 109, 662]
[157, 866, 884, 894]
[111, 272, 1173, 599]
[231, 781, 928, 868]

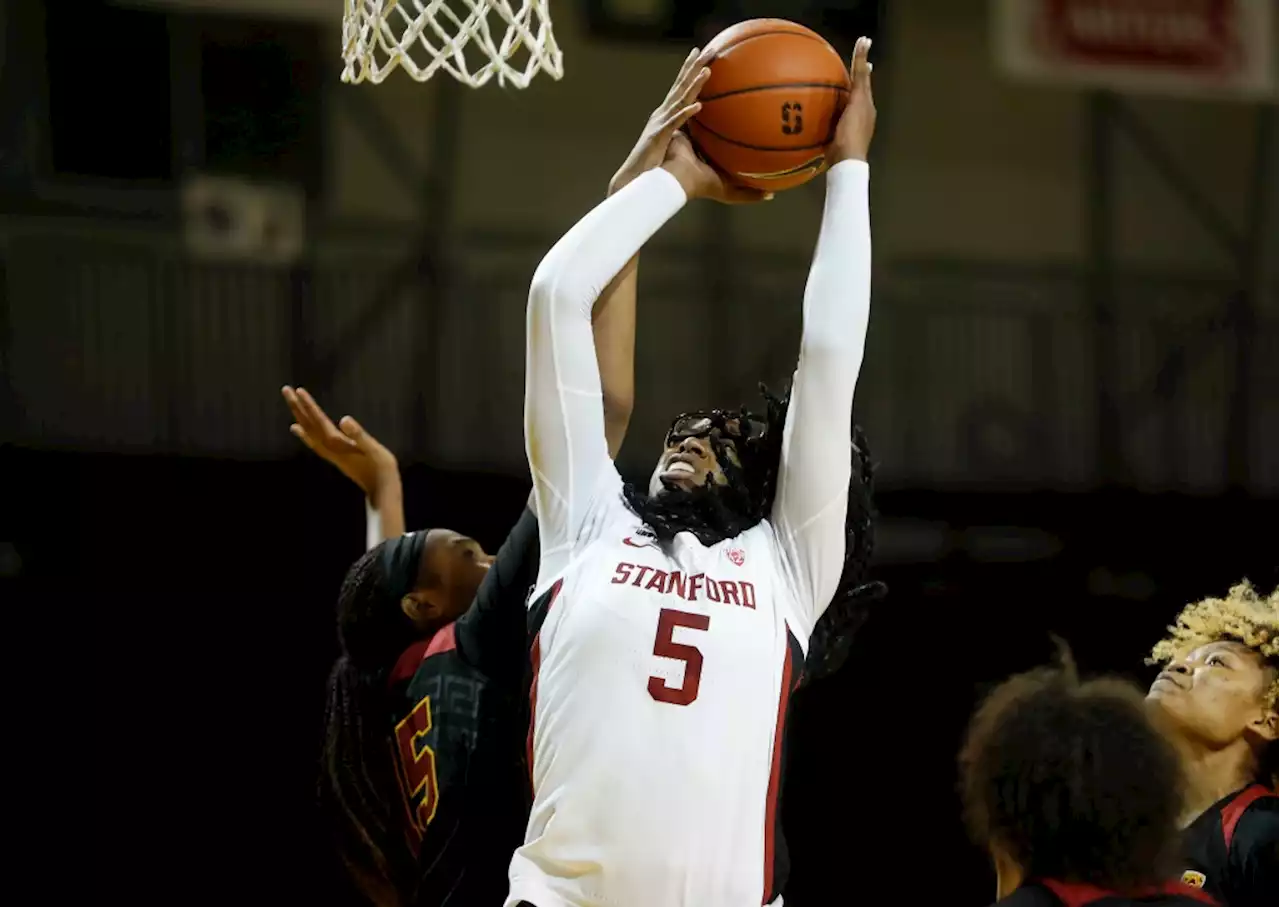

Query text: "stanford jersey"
[386, 510, 538, 906]
[1178, 785, 1277, 907]
[518, 494, 811, 907]
[514, 161, 872, 907]
[996, 879, 1215, 907]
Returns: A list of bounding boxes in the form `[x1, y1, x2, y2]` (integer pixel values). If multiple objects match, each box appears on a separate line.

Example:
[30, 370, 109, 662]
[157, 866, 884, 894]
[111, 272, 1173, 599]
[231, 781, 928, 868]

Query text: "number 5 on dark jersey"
[392, 695, 441, 846]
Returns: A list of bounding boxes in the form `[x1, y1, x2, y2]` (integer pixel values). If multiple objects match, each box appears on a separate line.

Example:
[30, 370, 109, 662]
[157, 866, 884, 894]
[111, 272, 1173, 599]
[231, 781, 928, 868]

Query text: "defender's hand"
[282, 386, 398, 498]
[828, 37, 876, 166]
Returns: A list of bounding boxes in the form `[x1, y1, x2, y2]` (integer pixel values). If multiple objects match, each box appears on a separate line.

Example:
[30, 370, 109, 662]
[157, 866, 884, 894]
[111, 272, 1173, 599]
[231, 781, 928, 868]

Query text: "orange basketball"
[688, 20, 850, 192]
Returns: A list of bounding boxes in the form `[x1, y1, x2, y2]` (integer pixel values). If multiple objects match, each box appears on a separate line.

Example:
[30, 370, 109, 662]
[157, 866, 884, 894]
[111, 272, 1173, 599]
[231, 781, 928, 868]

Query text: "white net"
[342, 0, 564, 88]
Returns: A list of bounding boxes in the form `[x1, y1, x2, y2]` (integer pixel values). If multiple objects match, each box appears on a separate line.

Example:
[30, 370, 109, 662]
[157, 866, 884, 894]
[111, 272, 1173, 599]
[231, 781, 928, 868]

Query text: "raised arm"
[282, 386, 406, 545]
[771, 39, 877, 626]
[457, 164, 652, 671]
[525, 170, 686, 559]
[593, 256, 639, 459]
[526, 48, 767, 562]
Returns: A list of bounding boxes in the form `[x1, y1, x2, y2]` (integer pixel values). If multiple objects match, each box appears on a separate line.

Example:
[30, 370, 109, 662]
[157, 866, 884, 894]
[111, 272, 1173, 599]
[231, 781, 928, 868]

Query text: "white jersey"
[512, 162, 872, 907]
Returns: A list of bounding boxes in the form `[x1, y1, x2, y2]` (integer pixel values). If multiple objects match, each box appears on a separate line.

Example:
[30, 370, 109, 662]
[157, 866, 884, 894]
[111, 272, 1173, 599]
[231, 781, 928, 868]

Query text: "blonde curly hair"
[1148, 581, 1279, 711]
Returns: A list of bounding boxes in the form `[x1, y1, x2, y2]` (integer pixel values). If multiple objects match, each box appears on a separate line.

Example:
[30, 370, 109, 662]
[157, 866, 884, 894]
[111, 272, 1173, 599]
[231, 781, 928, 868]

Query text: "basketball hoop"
[341, 0, 563, 88]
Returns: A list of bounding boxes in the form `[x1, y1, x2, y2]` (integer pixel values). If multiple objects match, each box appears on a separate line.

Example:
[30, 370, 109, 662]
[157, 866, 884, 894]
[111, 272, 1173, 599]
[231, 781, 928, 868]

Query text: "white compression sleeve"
[771, 159, 873, 627]
[365, 498, 382, 552]
[525, 167, 688, 561]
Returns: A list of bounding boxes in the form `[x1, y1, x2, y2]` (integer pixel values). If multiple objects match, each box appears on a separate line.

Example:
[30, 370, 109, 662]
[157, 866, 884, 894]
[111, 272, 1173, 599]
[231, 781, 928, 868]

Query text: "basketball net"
[342, 0, 564, 88]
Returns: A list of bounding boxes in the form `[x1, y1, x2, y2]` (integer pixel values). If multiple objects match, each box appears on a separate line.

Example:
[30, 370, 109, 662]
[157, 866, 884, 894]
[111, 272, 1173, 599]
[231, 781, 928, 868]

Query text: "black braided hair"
[800, 429, 885, 686]
[623, 383, 885, 684]
[319, 548, 422, 907]
[621, 471, 761, 547]
[749, 384, 886, 687]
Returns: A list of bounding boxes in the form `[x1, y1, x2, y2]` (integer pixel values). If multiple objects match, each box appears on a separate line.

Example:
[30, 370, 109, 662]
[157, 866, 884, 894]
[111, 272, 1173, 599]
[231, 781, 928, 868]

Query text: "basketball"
[688, 20, 851, 192]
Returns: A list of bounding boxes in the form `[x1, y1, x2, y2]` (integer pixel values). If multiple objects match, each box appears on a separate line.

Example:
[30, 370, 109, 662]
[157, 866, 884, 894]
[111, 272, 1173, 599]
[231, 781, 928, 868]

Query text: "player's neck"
[991, 847, 1024, 900]
[1172, 734, 1256, 826]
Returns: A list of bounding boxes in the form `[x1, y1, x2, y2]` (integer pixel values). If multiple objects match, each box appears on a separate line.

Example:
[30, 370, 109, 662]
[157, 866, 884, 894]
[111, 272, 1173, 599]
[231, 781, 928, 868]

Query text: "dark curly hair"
[319, 548, 422, 907]
[623, 383, 886, 685]
[958, 649, 1185, 892]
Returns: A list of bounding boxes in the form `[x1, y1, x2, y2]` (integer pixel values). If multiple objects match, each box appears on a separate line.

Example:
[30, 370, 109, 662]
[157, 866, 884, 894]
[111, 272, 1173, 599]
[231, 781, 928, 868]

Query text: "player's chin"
[1144, 684, 1186, 717]
[655, 472, 700, 495]
[1146, 677, 1183, 700]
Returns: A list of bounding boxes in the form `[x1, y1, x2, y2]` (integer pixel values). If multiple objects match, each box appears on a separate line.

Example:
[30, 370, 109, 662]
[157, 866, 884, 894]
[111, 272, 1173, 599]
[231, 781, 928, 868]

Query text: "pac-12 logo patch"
[727, 547, 745, 567]
[1180, 870, 1206, 889]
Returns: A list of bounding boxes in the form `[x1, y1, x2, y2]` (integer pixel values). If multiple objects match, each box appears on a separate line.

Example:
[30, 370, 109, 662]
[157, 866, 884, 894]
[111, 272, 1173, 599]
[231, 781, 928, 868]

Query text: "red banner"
[1042, 0, 1237, 69]
[994, 0, 1274, 99]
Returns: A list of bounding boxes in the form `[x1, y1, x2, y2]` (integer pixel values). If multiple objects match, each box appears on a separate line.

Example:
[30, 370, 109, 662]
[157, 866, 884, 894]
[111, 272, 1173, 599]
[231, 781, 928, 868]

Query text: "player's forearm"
[799, 160, 872, 376]
[527, 169, 685, 331]
[524, 169, 685, 545]
[593, 255, 639, 459]
[769, 161, 873, 615]
[364, 473, 406, 548]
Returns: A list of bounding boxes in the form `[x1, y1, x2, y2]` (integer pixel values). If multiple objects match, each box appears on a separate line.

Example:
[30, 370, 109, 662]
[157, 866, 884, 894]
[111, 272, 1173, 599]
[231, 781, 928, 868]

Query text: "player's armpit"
[525, 168, 687, 559]
[770, 159, 872, 624]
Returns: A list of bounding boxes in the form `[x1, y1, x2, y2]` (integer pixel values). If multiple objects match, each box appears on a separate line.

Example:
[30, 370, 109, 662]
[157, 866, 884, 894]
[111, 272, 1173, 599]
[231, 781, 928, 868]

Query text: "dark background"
[2, 0, 1276, 904]
[7, 448, 1274, 904]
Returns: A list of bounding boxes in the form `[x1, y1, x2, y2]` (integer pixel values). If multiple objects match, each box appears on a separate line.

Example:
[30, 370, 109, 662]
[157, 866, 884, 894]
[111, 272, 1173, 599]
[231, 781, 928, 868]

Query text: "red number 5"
[648, 608, 711, 706]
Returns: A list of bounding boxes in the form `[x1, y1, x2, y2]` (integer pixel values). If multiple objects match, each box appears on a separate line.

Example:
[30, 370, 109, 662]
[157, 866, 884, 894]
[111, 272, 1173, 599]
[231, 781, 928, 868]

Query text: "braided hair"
[623, 383, 885, 684]
[750, 384, 886, 686]
[799, 426, 885, 686]
[320, 547, 423, 907]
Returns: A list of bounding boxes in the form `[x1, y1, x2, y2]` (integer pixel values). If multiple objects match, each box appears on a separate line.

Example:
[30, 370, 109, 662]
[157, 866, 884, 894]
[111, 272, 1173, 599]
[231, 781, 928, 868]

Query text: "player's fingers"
[663, 47, 701, 104]
[282, 386, 309, 425]
[676, 65, 711, 108]
[294, 386, 322, 422]
[338, 415, 370, 447]
[289, 423, 319, 452]
[725, 187, 774, 204]
[850, 36, 868, 69]
[296, 387, 340, 435]
[657, 101, 701, 136]
[851, 37, 872, 85]
[683, 67, 712, 107]
[670, 47, 700, 91]
[668, 44, 711, 103]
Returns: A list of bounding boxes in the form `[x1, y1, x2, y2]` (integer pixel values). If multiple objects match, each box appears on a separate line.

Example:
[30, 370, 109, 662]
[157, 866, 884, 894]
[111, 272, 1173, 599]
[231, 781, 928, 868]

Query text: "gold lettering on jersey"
[611, 561, 756, 610]
[1180, 870, 1206, 889]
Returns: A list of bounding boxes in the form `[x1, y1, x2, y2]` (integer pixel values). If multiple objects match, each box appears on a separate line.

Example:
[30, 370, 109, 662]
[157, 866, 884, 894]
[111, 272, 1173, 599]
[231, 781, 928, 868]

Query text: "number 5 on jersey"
[393, 695, 440, 845]
[648, 608, 711, 706]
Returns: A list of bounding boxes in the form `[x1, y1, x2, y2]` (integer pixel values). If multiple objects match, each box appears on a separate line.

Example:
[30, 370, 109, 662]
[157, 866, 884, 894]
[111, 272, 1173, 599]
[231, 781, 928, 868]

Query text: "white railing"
[2, 218, 1274, 494]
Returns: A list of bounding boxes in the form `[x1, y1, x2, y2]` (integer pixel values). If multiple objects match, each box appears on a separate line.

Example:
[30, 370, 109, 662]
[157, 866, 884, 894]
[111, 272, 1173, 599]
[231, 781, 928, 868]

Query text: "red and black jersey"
[996, 879, 1216, 907]
[385, 509, 539, 907]
[1177, 784, 1278, 907]
[378, 503, 858, 906]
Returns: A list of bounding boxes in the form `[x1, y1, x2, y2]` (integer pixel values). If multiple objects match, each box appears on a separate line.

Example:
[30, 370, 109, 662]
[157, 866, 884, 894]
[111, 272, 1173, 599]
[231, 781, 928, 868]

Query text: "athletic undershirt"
[510, 161, 873, 907]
